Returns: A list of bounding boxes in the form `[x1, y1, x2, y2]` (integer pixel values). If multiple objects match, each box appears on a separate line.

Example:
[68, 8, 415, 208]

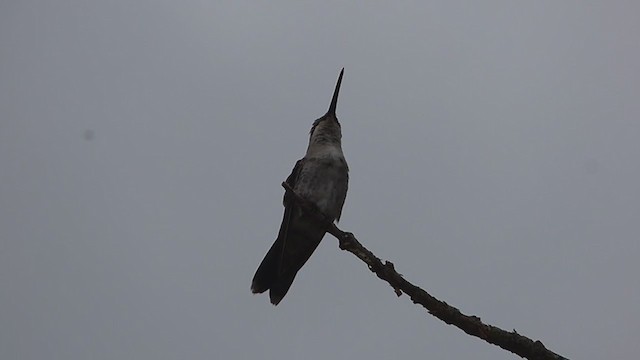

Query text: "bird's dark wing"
[270, 158, 332, 304]
[250, 159, 305, 299]
[275, 159, 306, 273]
[282, 159, 304, 206]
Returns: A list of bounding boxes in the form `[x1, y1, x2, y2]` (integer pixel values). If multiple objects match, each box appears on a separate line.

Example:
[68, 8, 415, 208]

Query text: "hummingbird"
[251, 69, 349, 305]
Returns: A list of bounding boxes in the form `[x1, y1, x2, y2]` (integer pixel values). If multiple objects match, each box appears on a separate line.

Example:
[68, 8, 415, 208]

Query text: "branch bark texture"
[282, 182, 569, 360]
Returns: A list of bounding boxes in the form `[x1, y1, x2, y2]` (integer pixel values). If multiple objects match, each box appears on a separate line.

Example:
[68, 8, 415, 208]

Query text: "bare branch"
[282, 181, 569, 360]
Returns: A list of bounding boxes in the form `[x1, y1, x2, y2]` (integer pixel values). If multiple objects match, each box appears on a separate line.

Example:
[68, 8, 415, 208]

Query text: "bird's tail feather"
[268, 272, 297, 305]
[251, 238, 281, 295]
[251, 217, 326, 305]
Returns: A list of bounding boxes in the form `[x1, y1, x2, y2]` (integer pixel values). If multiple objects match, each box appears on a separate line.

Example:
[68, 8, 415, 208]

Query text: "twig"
[282, 182, 569, 360]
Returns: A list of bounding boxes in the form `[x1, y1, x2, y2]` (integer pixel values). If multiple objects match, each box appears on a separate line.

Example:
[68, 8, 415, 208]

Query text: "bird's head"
[309, 68, 344, 143]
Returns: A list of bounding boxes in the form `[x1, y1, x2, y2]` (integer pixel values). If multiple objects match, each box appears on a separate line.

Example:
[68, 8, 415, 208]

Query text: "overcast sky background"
[1, 1, 639, 359]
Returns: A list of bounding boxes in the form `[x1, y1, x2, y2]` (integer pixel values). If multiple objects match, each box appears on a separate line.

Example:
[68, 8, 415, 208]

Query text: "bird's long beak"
[326, 68, 344, 117]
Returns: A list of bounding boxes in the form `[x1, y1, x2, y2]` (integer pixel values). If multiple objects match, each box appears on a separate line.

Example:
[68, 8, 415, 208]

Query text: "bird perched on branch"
[251, 69, 349, 305]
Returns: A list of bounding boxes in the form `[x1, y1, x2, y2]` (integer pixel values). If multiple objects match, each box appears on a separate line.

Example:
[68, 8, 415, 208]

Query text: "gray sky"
[1, 1, 639, 359]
